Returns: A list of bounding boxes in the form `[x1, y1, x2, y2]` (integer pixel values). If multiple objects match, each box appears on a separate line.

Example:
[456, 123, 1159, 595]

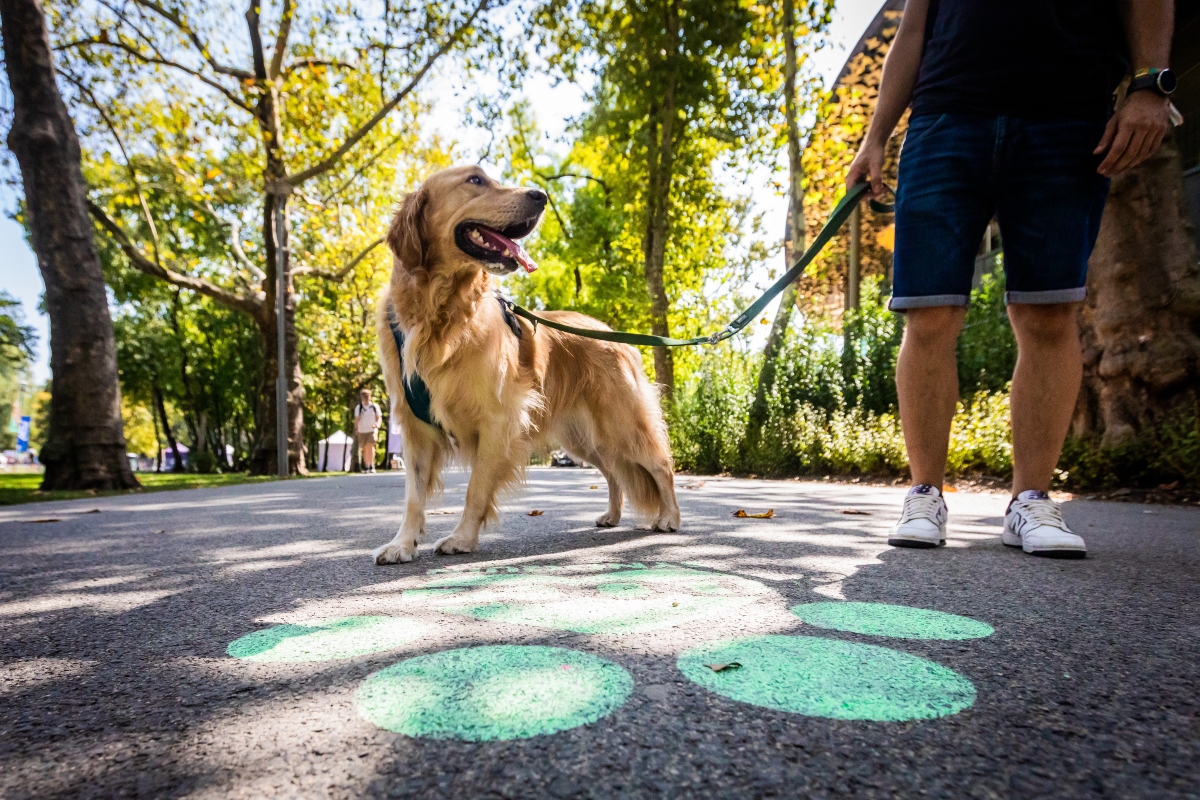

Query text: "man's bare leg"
[896, 305, 967, 487]
[1006, 302, 1082, 495]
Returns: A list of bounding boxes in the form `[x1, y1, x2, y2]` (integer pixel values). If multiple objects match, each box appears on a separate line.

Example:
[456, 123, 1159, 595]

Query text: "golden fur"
[371, 165, 681, 564]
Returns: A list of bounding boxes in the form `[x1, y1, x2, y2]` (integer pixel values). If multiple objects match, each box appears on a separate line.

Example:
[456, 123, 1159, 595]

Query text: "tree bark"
[1074, 134, 1200, 444]
[153, 383, 184, 472]
[743, 0, 806, 455]
[1, 0, 138, 490]
[642, 0, 681, 404]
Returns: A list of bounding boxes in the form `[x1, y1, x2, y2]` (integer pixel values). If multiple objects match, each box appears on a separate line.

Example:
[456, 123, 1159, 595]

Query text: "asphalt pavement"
[1, 468, 1197, 799]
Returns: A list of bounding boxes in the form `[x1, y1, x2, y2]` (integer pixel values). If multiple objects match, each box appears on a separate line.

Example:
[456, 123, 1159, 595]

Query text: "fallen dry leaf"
[942, 485, 959, 493]
[23, 518, 61, 524]
[704, 662, 742, 673]
[589, 485, 598, 490]
[840, 508, 871, 515]
[733, 509, 774, 519]
[671, 602, 679, 607]
[84, 508, 102, 514]
[683, 481, 706, 490]
[528, 510, 544, 516]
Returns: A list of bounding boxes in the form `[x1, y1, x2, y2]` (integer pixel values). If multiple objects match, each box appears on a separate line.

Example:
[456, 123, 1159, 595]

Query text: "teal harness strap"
[386, 303, 439, 428]
[512, 183, 892, 348]
[386, 296, 525, 429]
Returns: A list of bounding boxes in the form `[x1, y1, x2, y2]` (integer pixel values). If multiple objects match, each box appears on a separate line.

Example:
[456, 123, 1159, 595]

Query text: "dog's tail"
[612, 457, 665, 521]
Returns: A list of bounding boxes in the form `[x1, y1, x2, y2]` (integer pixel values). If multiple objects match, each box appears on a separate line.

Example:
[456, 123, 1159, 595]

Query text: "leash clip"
[708, 331, 722, 345]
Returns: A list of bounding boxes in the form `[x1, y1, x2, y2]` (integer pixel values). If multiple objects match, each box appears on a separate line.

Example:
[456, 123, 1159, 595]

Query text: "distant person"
[353, 389, 382, 474]
[846, 0, 1175, 557]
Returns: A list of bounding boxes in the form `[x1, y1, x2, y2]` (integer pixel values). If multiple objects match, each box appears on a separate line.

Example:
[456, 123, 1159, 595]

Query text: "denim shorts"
[890, 112, 1110, 310]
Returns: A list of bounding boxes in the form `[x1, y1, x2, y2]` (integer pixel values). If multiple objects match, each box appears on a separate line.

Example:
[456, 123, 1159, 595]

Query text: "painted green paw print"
[225, 564, 992, 738]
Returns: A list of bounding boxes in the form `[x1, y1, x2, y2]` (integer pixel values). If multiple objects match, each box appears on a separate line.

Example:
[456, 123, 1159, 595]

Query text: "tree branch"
[245, 0, 267, 80]
[319, 129, 407, 204]
[281, 57, 361, 76]
[88, 200, 263, 317]
[538, 171, 611, 195]
[61, 71, 163, 267]
[57, 38, 252, 111]
[294, 236, 385, 281]
[285, 0, 492, 187]
[128, 0, 254, 79]
[268, 0, 295, 79]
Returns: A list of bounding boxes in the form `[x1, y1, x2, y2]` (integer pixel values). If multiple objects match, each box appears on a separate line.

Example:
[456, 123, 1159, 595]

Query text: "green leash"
[511, 182, 893, 348]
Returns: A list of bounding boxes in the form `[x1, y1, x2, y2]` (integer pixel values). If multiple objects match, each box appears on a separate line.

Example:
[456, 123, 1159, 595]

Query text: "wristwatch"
[1128, 68, 1177, 98]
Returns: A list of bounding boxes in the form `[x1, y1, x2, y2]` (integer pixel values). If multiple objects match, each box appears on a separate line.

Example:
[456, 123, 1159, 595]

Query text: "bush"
[1057, 402, 1200, 491]
[192, 449, 220, 475]
[670, 270, 1195, 491]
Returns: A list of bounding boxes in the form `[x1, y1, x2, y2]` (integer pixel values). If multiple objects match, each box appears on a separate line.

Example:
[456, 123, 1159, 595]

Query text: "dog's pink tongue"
[479, 228, 538, 273]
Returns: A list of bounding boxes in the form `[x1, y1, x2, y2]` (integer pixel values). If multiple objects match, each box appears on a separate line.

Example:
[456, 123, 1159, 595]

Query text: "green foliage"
[192, 450, 220, 474]
[957, 268, 1017, 395]
[1057, 402, 1200, 491]
[672, 275, 1013, 479]
[0, 292, 35, 451]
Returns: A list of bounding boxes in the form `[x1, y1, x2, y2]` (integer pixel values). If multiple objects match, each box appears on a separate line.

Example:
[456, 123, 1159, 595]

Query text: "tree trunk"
[1, 0, 138, 491]
[247, 195, 306, 475]
[643, 5, 680, 404]
[153, 383, 184, 472]
[743, 0, 806, 456]
[1074, 134, 1200, 444]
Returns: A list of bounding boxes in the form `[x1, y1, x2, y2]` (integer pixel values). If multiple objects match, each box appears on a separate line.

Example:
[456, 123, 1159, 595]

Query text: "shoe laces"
[900, 493, 944, 523]
[1014, 497, 1068, 530]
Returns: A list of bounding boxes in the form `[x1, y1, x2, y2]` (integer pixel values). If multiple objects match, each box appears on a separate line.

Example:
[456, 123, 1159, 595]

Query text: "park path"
[1, 468, 1197, 799]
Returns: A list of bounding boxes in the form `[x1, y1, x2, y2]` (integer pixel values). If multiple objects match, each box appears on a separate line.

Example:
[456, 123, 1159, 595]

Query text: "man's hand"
[846, 139, 886, 197]
[1095, 90, 1172, 176]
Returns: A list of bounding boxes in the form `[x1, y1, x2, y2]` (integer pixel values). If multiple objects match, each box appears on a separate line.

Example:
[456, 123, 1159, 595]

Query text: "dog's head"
[387, 165, 547, 277]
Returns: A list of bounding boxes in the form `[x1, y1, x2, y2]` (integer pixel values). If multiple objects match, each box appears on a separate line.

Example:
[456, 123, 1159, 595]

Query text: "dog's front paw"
[372, 540, 417, 565]
[434, 535, 477, 555]
[650, 510, 680, 532]
[595, 511, 621, 528]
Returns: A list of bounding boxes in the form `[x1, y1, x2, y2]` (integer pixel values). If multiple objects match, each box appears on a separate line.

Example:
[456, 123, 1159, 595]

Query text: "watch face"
[1157, 70, 1178, 94]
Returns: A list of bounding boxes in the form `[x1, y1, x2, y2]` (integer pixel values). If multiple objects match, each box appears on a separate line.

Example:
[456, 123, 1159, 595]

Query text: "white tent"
[317, 431, 353, 472]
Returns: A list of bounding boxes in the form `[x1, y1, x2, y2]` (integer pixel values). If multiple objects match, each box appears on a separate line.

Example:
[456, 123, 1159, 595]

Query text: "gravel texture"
[1, 468, 1197, 799]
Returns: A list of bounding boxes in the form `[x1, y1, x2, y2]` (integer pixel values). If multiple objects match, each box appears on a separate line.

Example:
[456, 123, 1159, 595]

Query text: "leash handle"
[512, 181, 890, 348]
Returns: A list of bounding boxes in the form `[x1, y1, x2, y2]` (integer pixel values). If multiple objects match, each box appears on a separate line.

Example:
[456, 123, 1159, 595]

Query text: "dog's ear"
[388, 185, 428, 270]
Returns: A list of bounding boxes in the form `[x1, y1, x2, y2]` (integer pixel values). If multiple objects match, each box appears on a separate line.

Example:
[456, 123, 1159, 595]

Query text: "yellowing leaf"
[733, 509, 774, 519]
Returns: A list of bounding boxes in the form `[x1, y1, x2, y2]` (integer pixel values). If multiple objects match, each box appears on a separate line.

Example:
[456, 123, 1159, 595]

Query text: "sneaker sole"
[888, 537, 946, 549]
[1024, 545, 1087, 559]
[1004, 530, 1087, 558]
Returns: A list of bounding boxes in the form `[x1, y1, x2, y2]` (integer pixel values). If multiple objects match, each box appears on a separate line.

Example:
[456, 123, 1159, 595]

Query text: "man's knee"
[902, 305, 966, 347]
[1007, 302, 1079, 346]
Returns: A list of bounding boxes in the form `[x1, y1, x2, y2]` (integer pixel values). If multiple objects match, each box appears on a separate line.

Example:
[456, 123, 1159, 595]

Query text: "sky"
[0, 0, 885, 384]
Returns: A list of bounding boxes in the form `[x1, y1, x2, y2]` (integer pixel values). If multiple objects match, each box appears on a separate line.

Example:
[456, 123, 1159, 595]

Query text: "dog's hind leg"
[645, 459, 681, 532]
[434, 431, 522, 556]
[373, 424, 444, 565]
[585, 451, 623, 528]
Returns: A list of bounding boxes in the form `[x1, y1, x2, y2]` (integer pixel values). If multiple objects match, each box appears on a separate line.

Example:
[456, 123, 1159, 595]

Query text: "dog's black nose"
[526, 189, 548, 207]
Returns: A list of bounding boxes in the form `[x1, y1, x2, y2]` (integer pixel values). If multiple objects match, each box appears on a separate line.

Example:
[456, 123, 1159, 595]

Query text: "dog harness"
[386, 295, 522, 429]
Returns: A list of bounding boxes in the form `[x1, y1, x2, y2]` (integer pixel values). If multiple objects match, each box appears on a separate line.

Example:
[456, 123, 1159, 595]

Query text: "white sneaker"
[889, 485, 947, 548]
[1002, 490, 1087, 558]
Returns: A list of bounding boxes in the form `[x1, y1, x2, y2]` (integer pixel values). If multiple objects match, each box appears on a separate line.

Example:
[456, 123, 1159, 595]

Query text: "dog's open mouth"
[455, 218, 539, 274]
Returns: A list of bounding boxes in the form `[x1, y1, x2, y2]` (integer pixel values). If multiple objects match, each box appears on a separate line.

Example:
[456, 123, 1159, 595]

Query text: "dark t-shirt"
[910, 0, 1127, 120]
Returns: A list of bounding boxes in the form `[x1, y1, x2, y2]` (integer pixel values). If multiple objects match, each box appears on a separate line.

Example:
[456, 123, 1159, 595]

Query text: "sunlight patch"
[355, 645, 632, 740]
[678, 635, 975, 722]
[411, 563, 771, 635]
[791, 601, 994, 640]
[227, 616, 424, 662]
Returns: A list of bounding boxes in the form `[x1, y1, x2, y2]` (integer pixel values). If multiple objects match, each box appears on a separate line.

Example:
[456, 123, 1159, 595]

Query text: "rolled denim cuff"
[1005, 287, 1087, 305]
[887, 294, 970, 312]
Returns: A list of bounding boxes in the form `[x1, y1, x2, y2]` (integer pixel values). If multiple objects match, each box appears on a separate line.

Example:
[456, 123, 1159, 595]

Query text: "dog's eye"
[466, 175, 484, 186]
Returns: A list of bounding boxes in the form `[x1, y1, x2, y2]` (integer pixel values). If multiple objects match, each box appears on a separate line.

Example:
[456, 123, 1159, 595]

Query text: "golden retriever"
[370, 165, 681, 564]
